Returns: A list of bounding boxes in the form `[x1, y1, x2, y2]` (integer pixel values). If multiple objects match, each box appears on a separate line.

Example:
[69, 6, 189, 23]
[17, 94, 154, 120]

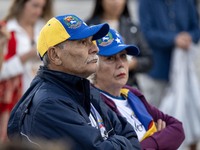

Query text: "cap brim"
[68, 23, 109, 40]
[98, 44, 140, 56]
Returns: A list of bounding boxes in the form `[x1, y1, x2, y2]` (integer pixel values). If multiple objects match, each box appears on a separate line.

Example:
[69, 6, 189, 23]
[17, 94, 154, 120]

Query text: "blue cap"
[56, 14, 110, 40]
[96, 28, 140, 56]
[37, 14, 110, 57]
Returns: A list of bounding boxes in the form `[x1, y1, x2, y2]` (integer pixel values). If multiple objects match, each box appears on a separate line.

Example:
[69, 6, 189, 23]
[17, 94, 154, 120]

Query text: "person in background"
[0, 0, 53, 142]
[0, 50, 2, 70]
[138, 0, 200, 108]
[0, 21, 9, 70]
[195, 0, 200, 21]
[89, 28, 185, 149]
[86, 0, 153, 88]
[139, 1, 200, 149]
[7, 14, 141, 150]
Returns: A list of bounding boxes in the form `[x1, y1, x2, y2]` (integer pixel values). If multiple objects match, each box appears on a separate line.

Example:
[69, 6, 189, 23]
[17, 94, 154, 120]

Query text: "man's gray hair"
[42, 41, 67, 67]
[42, 53, 49, 67]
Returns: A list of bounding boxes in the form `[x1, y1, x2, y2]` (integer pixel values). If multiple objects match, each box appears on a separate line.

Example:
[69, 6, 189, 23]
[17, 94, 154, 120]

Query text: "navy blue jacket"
[7, 66, 141, 150]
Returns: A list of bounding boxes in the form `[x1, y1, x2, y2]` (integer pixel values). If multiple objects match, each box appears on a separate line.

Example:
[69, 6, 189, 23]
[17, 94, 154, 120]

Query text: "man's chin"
[84, 66, 97, 78]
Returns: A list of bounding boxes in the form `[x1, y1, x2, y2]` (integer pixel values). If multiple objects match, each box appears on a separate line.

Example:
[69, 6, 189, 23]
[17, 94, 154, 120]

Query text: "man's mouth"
[88, 59, 98, 63]
[87, 56, 99, 64]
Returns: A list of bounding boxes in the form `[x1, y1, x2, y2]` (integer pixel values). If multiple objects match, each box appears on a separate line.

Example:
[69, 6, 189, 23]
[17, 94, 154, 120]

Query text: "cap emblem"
[97, 32, 114, 46]
[64, 16, 81, 29]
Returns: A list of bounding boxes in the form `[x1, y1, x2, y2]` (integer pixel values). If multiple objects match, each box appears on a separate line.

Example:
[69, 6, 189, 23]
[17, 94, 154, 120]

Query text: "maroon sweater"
[100, 85, 185, 150]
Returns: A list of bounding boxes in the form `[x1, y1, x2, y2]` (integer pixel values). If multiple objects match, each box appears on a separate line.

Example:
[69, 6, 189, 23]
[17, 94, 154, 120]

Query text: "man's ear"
[47, 47, 62, 65]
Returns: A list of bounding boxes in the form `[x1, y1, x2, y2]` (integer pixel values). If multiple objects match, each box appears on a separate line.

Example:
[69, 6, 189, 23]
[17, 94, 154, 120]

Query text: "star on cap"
[115, 37, 121, 44]
[116, 32, 120, 37]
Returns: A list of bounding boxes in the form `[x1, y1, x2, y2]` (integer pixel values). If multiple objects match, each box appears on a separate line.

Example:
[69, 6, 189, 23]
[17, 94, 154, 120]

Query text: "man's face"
[57, 36, 99, 78]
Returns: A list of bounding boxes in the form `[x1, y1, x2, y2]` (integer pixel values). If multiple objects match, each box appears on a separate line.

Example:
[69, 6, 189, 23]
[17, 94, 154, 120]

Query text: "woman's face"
[22, 0, 46, 23]
[95, 50, 129, 95]
[102, 0, 126, 18]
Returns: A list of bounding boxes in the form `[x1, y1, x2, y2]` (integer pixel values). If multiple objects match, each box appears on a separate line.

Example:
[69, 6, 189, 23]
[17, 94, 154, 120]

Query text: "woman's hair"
[89, 0, 130, 19]
[4, 0, 53, 22]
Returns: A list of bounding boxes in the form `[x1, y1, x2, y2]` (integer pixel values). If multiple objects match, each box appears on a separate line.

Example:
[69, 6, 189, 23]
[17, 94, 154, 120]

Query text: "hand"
[156, 119, 166, 131]
[175, 32, 192, 50]
[20, 47, 39, 64]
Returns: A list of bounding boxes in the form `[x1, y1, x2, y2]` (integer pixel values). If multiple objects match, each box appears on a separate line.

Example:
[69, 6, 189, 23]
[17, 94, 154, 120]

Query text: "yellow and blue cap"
[37, 14, 110, 57]
[96, 28, 140, 56]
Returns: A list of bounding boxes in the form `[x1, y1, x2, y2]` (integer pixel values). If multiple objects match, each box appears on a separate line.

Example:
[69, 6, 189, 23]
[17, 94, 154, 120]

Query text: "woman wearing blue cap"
[86, 0, 153, 88]
[90, 28, 185, 150]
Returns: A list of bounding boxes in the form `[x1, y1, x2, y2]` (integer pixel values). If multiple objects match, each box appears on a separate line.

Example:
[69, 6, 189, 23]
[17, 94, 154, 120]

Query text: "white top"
[89, 103, 108, 140]
[102, 93, 146, 141]
[0, 18, 45, 93]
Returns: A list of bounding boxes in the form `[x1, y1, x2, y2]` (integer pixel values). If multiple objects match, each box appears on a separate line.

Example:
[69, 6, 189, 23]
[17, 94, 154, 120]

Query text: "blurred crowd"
[0, 0, 200, 150]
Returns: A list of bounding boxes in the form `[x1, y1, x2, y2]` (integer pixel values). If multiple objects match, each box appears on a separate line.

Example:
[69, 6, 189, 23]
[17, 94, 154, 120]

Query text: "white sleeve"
[0, 55, 23, 80]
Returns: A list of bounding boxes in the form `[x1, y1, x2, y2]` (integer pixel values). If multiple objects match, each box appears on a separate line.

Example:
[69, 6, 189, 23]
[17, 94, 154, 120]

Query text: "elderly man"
[7, 14, 141, 150]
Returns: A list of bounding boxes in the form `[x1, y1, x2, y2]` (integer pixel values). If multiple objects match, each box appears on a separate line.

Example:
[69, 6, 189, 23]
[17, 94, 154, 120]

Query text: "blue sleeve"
[31, 99, 141, 150]
[98, 99, 141, 150]
[138, 0, 200, 50]
[187, 0, 200, 43]
[138, 0, 176, 49]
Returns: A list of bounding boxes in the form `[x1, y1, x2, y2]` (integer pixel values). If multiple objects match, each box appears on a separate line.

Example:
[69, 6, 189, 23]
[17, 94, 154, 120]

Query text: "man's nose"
[90, 41, 99, 54]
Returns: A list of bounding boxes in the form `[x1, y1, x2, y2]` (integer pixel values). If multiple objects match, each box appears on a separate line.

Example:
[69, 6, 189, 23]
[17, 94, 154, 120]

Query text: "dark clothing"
[139, 0, 200, 80]
[100, 85, 185, 150]
[86, 16, 153, 86]
[7, 66, 141, 150]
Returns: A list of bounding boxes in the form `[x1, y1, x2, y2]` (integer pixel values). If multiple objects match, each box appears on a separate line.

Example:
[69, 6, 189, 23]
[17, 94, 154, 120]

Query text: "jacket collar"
[36, 66, 91, 114]
[37, 66, 90, 87]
